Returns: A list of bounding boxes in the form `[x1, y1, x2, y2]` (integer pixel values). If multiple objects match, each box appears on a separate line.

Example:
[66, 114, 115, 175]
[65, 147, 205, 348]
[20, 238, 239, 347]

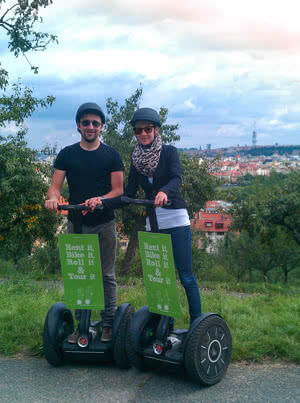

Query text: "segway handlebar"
[57, 204, 104, 211]
[121, 196, 171, 207]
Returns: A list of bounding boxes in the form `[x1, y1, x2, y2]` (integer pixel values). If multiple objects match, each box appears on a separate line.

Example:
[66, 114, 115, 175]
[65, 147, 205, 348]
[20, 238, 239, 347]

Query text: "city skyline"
[1, 0, 300, 150]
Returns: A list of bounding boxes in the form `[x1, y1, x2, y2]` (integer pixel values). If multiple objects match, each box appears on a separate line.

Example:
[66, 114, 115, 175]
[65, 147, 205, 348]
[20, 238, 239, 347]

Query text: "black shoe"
[101, 327, 112, 342]
[68, 330, 79, 344]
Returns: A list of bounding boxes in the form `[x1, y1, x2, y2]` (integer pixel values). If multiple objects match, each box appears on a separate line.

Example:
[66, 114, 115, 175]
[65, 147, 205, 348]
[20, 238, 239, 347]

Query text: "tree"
[216, 232, 255, 282]
[216, 231, 276, 283]
[0, 1, 58, 267]
[269, 229, 300, 283]
[232, 171, 300, 246]
[180, 154, 219, 216]
[102, 87, 218, 275]
[0, 0, 57, 74]
[0, 130, 59, 268]
[0, 0, 57, 126]
[223, 172, 300, 283]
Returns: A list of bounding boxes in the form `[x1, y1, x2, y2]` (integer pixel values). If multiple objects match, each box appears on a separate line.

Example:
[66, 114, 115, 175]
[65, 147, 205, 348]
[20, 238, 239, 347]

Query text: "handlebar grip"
[57, 204, 104, 211]
[120, 196, 171, 207]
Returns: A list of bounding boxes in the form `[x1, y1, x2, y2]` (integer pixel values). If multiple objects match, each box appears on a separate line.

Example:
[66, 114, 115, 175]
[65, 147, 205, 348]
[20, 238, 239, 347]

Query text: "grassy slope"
[0, 277, 299, 362]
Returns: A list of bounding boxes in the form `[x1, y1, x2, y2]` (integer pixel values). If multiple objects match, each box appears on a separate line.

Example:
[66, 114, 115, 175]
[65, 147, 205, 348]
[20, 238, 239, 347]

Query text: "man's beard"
[82, 132, 99, 143]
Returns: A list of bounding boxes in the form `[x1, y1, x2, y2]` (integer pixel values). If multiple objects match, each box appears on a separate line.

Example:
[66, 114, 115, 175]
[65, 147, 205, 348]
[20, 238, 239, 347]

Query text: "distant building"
[192, 201, 234, 253]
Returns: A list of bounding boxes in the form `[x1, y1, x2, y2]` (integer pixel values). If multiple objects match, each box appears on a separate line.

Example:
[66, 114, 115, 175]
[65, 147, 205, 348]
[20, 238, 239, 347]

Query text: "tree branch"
[0, 3, 18, 24]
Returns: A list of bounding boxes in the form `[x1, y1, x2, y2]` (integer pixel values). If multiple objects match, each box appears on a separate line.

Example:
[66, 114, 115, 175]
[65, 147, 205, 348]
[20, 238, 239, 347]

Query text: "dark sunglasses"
[80, 120, 102, 128]
[133, 126, 154, 135]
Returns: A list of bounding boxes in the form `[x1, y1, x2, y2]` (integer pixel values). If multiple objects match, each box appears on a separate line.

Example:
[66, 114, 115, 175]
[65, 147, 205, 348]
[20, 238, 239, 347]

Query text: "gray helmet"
[76, 102, 105, 124]
[130, 107, 161, 127]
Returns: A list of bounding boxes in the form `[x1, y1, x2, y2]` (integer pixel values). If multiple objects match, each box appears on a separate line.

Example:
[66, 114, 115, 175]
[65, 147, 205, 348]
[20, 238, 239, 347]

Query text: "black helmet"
[130, 107, 161, 127]
[76, 102, 105, 124]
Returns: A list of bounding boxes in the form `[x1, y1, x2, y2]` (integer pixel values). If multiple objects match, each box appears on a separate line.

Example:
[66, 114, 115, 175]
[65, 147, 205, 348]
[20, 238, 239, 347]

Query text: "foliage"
[0, 0, 57, 74]
[213, 172, 300, 283]
[242, 145, 300, 157]
[262, 228, 300, 283]
[180, 153, 219, 216]
[216, 232, 277, 282]
[0, 79, 55, 127]
[216, 172, 287, 204]
[0, 131, 60, 267]
[0, 0, 57, 126]
[19, 239, 61, 277]
[0, 1, 59, 268]
[190, 228, 218, 279]
[231, 171, 300, 246]
[216, 232, 254, 282]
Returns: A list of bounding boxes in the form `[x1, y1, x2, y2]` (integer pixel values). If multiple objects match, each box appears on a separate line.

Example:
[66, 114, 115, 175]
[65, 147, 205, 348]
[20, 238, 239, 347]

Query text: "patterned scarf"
[132, 135, 163, 177]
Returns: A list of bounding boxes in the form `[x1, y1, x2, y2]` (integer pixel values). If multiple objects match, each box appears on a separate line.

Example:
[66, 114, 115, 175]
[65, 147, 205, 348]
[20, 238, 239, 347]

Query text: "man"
[45, 102, 124, 342]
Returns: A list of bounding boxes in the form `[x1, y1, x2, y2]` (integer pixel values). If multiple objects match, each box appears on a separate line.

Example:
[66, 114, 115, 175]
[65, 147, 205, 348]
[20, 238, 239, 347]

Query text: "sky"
[1, 0, 300, 150]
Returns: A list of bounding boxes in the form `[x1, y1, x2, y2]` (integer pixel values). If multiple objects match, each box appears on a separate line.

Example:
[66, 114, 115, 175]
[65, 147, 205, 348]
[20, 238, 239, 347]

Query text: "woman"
[125, 107, 202, 324]
[86, 107, 202, 324]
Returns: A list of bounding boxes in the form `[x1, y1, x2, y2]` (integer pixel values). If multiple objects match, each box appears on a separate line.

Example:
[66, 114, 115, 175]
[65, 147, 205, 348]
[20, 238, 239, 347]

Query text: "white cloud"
[2, 0, 300, 149]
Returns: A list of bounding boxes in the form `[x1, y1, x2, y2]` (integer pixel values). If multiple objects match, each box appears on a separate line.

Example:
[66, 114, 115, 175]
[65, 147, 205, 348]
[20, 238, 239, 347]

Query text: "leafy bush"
[18, 240, 61, 279]
[115, 249, 143, 278]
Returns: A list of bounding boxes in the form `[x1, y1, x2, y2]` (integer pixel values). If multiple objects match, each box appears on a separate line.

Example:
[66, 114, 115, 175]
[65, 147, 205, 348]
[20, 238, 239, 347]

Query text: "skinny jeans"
[159, 225, 202, 323]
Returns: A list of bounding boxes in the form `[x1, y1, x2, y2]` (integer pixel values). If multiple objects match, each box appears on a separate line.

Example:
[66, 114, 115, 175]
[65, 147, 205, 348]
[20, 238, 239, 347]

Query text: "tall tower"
[252, 121, 257, 146]
[252, 131, 257, 146]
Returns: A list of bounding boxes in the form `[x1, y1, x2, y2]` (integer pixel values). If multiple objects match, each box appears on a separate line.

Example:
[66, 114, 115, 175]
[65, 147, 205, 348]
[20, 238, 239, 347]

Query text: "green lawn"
[0, 276, 299, 363]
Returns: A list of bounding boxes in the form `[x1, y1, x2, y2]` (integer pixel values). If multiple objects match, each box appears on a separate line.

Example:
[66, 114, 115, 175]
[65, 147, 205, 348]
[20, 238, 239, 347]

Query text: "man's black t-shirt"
[54, 142, 124, 225]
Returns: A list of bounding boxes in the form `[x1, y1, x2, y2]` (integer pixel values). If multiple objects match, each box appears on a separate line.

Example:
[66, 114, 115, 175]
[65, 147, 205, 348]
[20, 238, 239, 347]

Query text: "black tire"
[125, 326, 147, 371]
[43, 303, 74, 367]
[184, 315, 232, 386]
[126, 307, 160, 371]
[113, 305, 134, 369]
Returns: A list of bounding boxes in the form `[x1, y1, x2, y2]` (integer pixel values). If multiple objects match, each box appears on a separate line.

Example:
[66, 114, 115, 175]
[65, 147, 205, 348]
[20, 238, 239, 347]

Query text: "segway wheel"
[126, 306, 160, 371]
[125, 328, 146, 371]
[113, 305, 134, 369]
[43, 303, 74, 367]
[184, 315, 232, 386]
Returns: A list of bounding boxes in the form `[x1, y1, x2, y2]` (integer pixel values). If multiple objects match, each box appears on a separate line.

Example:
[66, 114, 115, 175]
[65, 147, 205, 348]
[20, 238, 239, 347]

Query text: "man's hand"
[45, 198, 59, 211]
[154, 191, 168, 207]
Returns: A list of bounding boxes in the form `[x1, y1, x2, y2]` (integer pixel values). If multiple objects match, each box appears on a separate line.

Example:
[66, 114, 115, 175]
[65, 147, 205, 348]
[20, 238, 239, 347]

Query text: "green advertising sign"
[138, 231, 182, 318]
[58, 234, 104, 310]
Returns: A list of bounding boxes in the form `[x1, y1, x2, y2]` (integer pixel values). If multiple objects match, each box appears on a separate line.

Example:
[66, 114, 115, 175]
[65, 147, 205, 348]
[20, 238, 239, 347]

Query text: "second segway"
[122, 196, 232, 386]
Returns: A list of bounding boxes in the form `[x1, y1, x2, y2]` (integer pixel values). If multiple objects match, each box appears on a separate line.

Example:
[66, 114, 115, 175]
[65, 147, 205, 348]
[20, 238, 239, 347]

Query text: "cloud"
[15, 64, 299, 151]
[1, 0, 300, 150]
[39, 0, 300, 54]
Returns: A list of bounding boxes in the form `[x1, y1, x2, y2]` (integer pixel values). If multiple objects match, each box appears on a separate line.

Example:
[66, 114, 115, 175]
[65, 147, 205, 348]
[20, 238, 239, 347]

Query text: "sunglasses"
[80, 120, 102, 128]
[133, 126, 154, 135]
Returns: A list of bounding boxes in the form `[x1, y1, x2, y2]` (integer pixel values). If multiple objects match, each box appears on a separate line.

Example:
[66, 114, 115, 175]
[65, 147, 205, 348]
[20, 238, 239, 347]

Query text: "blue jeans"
[159, 225, 202, 323]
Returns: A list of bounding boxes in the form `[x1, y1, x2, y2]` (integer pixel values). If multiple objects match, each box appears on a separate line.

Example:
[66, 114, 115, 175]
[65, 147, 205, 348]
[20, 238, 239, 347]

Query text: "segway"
[43, 203, 133, 369]
[122, 196, 232, 386]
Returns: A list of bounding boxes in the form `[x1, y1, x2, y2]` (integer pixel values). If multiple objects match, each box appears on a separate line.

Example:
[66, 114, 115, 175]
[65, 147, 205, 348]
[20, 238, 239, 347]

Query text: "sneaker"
[101, 327, 112, 343]
[68, 330, 79, 344]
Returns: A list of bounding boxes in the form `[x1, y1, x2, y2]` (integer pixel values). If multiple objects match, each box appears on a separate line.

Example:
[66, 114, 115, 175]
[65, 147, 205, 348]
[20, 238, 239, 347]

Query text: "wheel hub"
[207, 339, 222, 363]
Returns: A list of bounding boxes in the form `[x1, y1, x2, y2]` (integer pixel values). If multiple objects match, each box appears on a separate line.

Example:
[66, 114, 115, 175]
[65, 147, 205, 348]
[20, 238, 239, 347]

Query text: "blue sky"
[1, 0, 300, 150]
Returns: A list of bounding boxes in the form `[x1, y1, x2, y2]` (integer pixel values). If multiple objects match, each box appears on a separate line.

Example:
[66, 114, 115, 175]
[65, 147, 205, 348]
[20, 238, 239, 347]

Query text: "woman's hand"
[154, 191, 168, 207]
[83, 197, 103, 215]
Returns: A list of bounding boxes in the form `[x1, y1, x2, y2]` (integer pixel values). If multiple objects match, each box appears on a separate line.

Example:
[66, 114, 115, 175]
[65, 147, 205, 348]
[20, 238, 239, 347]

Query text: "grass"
[0, 276, 299, 363]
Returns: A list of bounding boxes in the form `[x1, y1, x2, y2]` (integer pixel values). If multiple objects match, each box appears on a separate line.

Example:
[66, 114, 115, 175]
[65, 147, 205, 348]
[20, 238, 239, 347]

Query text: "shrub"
[18, 240, 61, 278]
